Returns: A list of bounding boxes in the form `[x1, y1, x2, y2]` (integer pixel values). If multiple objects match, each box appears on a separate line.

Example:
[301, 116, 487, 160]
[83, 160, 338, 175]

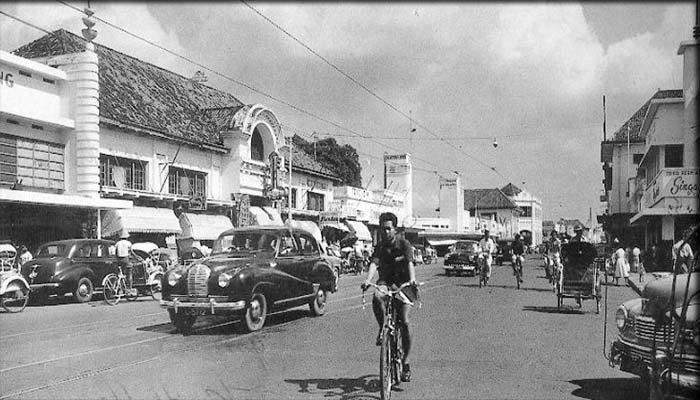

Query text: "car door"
[273, 230, 308, 299]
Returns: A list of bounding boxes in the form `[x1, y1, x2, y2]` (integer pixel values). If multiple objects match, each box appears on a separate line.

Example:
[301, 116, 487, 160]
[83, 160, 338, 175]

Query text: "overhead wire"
[53, 0, 465, 179]
[238, 0, 510, 182]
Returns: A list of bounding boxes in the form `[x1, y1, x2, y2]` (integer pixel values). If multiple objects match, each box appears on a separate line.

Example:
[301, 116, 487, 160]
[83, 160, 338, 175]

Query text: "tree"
[291, 134, 362, 187]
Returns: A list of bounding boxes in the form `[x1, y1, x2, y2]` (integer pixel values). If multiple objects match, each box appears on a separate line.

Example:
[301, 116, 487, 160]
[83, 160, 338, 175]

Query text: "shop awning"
[427, 239, 457, 246]
[101, 207, 181, 238]
[179, 213, 233, 240]
[630, 208, 668, 225]
[249, 206, 284, 226]
[1, 188, 132, 210]
[344, 220, 372, 242]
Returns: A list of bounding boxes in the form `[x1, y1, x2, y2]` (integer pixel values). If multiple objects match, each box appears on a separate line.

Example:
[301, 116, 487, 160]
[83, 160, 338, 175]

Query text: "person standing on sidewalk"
[612, 239, 629, 286]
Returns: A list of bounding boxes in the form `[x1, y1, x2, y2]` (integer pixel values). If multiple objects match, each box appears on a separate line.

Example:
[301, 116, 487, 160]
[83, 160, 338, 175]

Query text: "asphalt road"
[0, 255, 647, 400]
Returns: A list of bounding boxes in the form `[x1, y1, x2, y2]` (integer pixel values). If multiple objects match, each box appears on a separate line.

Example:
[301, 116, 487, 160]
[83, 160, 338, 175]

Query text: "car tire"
[169, 309, 196, 333]
[242, 293, 267, 332]
[309, 287, 327, 316]
[73, 277, 94, 303]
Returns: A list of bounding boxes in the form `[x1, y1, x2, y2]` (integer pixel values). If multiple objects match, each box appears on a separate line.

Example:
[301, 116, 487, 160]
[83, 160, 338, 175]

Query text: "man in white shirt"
[478, 230, 496, 281]
[672, 227, 695, 273]
[115, 232, 133, 288]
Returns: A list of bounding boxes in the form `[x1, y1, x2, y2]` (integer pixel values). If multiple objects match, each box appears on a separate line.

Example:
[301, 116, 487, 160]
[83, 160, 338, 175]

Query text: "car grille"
[634, 316, 694, 343]
[187, 264, 211, 297]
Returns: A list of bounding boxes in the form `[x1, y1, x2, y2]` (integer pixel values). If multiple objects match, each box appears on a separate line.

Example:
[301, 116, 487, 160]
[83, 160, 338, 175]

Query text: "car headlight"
[168, 271, 182, 287]
[615, 305, 628, 330]
[218, 273, 232, 288]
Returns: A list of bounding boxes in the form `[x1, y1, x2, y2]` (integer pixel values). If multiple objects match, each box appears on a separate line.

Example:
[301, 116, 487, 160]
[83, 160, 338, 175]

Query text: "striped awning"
[344, 220, 372, 242]
[179, 213, 233, 241]
[101, 207, 181, 238]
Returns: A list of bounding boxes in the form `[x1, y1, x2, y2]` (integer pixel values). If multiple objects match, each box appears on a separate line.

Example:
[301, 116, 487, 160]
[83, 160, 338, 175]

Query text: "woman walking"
[612, 239, 629, 286]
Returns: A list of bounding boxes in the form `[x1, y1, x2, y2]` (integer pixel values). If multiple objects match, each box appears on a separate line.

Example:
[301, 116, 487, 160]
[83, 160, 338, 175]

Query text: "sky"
[0, 1, 695, 224]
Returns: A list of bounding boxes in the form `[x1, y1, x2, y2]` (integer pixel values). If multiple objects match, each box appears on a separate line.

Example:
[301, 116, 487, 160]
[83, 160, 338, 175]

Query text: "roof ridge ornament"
[81, 7, 98, 47]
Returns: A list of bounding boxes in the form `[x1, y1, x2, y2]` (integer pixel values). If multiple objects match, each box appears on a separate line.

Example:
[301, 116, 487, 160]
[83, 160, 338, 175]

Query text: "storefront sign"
[0, 71, 14, 87]
[645, 168, 699, 208]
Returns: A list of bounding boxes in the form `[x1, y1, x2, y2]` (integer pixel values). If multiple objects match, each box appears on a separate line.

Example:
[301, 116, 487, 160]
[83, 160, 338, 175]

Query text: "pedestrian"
[570, 225, 586, 242]
[19, 245, 32, 267]
[630, 244, 641, 274]
[644, 244, 659, 273]
[612, 239, 629, 286]
[672, 227, 694, 274]
[115, 232, 133, 291]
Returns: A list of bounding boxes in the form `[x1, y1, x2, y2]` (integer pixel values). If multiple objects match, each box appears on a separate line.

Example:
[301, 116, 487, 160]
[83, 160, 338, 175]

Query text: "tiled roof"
[463, 188, 517, 210]
[610, 89, 683, 142]
[501, 183, 522, 197]
[12, 29, 244, 146]
[279, 145, 340, 181]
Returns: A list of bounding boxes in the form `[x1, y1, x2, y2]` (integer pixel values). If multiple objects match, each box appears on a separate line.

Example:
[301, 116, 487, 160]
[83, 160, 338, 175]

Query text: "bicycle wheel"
[379, 323, 392, 400]
[103, 274, 121, 305]
[1, 283, 29, 313]
[392, 325, 404, 386]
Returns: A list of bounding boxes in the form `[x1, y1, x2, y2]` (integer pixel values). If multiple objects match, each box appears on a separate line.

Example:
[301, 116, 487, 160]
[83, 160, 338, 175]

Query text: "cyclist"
[361, 212, 417, 383]
[478, 229, 496, 283]
[511, 233, 525, 283]
[115, 232, 133, 292]
[548, 231, 563, 290]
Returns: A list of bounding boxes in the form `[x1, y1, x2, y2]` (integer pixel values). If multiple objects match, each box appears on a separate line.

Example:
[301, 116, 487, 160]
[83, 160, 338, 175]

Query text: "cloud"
[1, 2, 189, 76]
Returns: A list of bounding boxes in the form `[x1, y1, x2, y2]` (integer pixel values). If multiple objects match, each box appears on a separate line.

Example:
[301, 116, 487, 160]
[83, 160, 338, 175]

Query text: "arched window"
[251, 128, 264, 161]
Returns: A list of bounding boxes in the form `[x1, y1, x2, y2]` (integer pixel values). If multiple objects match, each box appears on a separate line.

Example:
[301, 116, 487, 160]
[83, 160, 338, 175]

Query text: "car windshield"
[456, 242, 478, 252]
[35, 244, 70, 258]
[212, 232, 278, 256]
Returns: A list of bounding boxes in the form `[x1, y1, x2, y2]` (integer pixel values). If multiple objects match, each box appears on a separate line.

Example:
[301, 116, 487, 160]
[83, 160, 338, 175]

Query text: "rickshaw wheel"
[1, 284, 29, 313]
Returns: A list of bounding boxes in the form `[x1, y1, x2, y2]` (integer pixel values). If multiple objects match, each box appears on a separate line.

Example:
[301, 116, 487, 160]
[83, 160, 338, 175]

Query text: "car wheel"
[73, 277, 94, 303]
[169, 309, 196, 333]
[309, 287, 327, 316]
[242, 293, 267, 332]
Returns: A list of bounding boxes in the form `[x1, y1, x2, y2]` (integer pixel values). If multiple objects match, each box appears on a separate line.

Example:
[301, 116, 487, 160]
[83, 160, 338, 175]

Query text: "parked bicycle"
[102, 265, 138, 305]
[362, 281, 422, 400]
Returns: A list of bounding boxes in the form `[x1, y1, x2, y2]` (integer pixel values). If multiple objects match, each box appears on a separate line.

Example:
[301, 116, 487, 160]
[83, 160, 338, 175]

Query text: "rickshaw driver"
[361, 211, 417, 383]
[548, 231, 563, 290]
[511, 234, 525, 283]
[478, 229, 496, 281]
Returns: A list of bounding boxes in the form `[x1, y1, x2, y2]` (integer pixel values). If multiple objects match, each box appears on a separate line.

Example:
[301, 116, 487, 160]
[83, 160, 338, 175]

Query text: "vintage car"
[21, 239, 146, 303]
[444, 240, 480, 276]
[495, 238, 515, 266]
[609, 271, 699, 399]
[161, 225, 338, 333]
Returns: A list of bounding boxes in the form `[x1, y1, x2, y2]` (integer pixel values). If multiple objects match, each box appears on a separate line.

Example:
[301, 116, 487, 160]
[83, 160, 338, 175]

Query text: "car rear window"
[456, 242, 478, 252]
[213, 232, 277, 255]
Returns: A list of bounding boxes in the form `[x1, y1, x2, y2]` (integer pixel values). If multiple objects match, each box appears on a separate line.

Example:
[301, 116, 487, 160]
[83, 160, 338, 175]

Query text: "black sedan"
[161, 225, 337, 333]
[443, 240, 480, 276]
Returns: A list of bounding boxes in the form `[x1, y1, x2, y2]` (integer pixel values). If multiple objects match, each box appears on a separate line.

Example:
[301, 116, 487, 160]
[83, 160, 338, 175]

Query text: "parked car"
[21, 239, 146, 303]
[161, 226, 337, 333]
[443, 240, 480, 276]
[320, 246, 342, 290]
[495, 238, 515, 265]
[609, 271, 699, 399]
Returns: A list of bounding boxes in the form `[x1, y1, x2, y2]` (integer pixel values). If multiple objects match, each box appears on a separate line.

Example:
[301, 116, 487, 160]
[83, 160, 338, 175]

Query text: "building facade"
[501, 183, 543, 245]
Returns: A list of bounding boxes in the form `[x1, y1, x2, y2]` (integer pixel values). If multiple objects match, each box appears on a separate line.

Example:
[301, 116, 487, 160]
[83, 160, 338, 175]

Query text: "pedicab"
[0, 242, 30, 312]
[556, 241, 601, 313]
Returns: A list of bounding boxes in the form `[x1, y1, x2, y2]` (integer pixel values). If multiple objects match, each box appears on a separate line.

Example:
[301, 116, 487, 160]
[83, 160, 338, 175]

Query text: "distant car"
[161, 226, 337, 333]
[495, 238, 515, 265]
[321, 246, 342, 289]
[21, 239, 146, 303]
[444, 240, 479, 276]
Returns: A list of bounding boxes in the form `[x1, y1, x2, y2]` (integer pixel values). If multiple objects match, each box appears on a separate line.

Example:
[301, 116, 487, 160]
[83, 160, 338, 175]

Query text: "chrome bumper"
[29, 283, 60, 290]
[160, 297, 246, 314]
[444, 264, 475, 271]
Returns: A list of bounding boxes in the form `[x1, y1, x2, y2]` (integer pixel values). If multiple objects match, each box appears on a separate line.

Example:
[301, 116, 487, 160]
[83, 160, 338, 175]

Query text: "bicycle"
[103, 265, 138, 305]
[362, 281, 421, 400]
[512, 254, 524, 289]
[477, 252, 491, 287]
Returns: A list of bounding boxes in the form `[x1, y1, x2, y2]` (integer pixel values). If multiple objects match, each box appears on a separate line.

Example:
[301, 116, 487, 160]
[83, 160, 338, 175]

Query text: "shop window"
[0, 133, 64, 191]
[251, 128, 264, 162]
[99, 154, 146, 191]
[307, 192, 324, 212]
[664, 145, 683, 168]
[167, 167, 206, 198]
[520, 206, 532, 218]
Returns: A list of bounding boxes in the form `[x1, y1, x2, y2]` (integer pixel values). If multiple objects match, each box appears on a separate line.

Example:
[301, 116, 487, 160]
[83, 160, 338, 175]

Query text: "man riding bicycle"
[361, 212, 417, 383]
[478, 229, 496, 282]
[511, 233, 525, 283]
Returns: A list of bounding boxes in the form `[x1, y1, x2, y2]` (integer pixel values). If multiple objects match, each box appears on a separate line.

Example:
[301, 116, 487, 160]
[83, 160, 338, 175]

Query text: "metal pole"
[288, 139, 293, 221]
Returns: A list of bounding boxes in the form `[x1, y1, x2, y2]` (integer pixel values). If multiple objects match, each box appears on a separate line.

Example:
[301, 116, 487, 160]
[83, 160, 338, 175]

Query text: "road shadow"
[570, 377, 647, 400]
[285, 374, 381, 399]
[145, 308, 312, 336]
[522, 305, 586, 315]
[455, 283, 555, 293]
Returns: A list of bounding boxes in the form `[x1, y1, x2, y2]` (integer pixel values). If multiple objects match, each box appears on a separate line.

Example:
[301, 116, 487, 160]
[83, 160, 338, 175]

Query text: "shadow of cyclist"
[285, 375, 381, 399]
